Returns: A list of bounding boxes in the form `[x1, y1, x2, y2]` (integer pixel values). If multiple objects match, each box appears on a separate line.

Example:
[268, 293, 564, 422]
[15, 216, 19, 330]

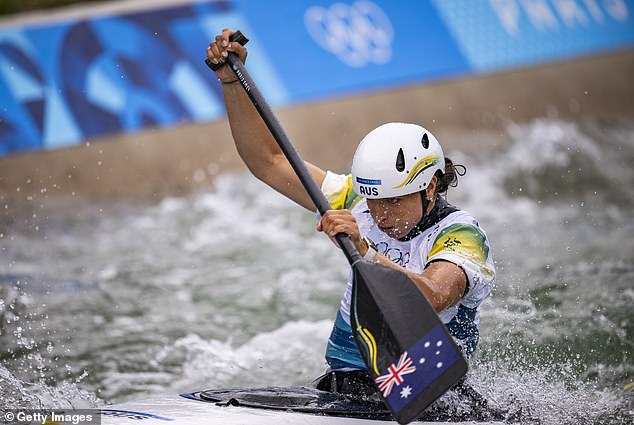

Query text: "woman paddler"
[206, 29, 496, 396]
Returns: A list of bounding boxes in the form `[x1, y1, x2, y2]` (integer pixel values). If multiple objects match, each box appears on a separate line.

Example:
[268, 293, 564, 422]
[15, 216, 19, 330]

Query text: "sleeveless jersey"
[321, 171, 496, 370]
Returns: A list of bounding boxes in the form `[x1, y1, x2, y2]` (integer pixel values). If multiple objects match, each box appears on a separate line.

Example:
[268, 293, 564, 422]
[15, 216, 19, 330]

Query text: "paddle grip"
[205, 31, 249, 71]
[216, 32, 362, 265]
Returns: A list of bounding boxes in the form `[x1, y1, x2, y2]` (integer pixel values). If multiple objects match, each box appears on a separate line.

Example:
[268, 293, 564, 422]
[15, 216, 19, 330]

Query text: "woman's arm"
[207, 29, 325, 211]
[317, 209, 467, 312]
[376, 256, 467, 312]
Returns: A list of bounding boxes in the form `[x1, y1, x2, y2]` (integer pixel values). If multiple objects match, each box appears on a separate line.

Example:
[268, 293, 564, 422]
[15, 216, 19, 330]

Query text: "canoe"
[100, 385, 505, 424]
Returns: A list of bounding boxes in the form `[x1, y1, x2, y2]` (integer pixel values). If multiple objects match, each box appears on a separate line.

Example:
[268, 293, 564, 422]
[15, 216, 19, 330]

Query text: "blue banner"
[0, 3, 232, 154]
[432, 0, 634, 71]
[232, 0, 470, 101]
[1, 0, 633, 156]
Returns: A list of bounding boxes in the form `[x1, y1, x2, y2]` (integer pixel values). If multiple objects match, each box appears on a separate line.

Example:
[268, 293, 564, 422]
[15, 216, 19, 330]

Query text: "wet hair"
[435, 157, 466, 195]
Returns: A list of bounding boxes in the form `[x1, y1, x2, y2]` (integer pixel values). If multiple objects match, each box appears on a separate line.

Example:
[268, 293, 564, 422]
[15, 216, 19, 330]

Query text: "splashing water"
[0, 119, 632, 424]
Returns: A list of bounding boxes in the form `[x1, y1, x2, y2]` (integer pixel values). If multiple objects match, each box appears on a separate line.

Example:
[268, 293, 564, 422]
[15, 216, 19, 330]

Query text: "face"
[366, 192, 423, 239]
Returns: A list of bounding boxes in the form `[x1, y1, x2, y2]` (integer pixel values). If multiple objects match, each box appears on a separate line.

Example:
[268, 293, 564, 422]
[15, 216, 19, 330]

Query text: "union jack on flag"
[375, 351, 417, 397]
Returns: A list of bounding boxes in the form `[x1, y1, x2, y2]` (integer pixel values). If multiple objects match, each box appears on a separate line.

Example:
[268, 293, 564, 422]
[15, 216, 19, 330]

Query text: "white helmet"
[352, 123, 445, 199]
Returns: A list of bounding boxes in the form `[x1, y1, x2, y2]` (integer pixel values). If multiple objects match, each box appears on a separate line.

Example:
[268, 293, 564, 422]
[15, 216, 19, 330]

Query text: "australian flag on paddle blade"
[375, 324, 461, 414]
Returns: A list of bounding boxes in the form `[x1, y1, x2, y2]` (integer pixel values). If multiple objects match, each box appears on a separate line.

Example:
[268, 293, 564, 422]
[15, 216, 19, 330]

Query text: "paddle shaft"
[223, 55, 362, 265]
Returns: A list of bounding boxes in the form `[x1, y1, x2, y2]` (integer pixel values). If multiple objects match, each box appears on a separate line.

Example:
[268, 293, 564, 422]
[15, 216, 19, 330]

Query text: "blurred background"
[0, 0, 103, 15]
[0, 1, 632, 424]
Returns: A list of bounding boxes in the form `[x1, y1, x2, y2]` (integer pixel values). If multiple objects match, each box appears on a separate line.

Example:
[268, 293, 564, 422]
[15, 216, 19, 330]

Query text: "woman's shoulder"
[411, 209, 487, 253]
[442, 209, 484, 230]
[322, 171, 365, 211]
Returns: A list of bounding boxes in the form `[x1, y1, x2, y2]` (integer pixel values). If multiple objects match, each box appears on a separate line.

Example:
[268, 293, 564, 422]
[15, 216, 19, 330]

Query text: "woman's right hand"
[206, 28, 248, 83]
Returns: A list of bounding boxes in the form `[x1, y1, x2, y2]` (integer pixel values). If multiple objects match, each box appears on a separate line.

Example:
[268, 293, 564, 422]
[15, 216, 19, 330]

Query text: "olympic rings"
[304, 1, 394, 68]
[376, 242, 410, 267]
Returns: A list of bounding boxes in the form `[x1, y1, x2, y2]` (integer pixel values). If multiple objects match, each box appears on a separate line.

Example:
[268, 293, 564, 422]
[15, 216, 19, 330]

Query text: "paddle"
[206, 31, 468, 424]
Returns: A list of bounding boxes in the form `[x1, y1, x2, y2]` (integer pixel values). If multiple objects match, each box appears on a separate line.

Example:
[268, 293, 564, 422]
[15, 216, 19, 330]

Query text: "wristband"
[362, 237, 378, 262]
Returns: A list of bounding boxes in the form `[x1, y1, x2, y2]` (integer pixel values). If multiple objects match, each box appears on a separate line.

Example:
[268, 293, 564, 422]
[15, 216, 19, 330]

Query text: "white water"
[1, 119, 632, 423]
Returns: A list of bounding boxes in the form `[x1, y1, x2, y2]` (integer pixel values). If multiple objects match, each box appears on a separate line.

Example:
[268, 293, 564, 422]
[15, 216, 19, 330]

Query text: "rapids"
[1, 119, 632, 424]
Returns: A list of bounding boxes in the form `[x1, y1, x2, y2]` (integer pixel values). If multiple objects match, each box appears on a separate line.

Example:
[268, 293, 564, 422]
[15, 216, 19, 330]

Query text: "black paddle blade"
[350, 260, 468, 424]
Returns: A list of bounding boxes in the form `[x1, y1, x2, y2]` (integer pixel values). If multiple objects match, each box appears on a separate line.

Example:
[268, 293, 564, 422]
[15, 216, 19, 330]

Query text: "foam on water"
[154, 320, 332, 392]
[90, 320, 332, 402]
[0, 119, 632, 423]
[0, 360, 99, 413]
[467, 362, 630, 424]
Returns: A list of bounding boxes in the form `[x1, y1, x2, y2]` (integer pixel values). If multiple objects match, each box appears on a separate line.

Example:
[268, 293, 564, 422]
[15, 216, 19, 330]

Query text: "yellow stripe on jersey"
[325, 174, 362, 211]
[428, 223, 494, 279]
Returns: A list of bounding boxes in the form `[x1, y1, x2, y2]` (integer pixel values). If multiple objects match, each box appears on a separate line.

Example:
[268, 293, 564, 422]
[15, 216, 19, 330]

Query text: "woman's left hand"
[317, 210, 367, 256]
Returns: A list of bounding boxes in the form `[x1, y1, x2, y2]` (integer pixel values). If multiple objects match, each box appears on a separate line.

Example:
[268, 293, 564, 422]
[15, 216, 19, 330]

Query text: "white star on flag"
[400, 385, 412, 399]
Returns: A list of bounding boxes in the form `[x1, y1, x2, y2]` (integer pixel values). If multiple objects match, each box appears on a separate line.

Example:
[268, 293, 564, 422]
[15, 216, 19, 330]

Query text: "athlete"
[206, 29, 496, 396]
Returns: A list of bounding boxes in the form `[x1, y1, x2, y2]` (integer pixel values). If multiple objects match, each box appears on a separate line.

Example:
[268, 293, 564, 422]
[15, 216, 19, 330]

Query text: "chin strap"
[398, 194, 458, 242]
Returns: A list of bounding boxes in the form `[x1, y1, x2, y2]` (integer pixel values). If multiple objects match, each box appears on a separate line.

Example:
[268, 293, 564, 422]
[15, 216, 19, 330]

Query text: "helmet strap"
[421, 192, 430, 225]
[397, 192, 457, 242]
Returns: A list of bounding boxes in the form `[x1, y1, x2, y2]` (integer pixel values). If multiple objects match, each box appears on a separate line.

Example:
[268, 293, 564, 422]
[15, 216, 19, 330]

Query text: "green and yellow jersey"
[321, 171, 496, 369]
